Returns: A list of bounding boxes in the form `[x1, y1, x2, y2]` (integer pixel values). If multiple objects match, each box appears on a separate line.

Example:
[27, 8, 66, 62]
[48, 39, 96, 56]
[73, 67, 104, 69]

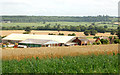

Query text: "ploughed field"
[1, 30, 117, 37]
[2, 44, 118, 60]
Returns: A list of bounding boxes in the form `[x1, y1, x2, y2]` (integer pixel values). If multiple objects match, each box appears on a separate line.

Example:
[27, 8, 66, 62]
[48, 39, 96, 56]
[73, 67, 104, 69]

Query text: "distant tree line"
[2, 15, 117, 22]
[2, 25, 118, 35]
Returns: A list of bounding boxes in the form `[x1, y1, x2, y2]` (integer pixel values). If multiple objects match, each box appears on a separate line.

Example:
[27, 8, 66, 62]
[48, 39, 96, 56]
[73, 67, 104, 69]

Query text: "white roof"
[2, 34, 76, 43]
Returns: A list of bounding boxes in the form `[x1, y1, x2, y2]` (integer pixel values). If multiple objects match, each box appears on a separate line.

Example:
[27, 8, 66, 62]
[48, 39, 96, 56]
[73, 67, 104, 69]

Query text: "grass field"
[2, 22, 118, 29]
[2, 54, 119, 73]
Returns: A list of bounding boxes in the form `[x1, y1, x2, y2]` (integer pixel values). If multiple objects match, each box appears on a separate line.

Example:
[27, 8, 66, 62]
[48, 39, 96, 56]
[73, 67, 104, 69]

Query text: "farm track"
[2, 44, 119, 60]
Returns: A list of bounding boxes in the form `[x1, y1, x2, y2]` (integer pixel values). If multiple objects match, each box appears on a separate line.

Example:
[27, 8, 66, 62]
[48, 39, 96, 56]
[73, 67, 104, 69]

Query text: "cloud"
[0, 0, 119, 16]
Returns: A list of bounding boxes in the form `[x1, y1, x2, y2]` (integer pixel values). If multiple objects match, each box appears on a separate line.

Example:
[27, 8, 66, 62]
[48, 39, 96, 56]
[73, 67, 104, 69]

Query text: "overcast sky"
[0, 0, 119, 16]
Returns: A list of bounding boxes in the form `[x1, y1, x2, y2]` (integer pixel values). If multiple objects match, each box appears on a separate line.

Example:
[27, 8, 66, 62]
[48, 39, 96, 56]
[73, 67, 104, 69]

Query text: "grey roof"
[78, 37, 89, 41]
[19, 39, 59, 45]
[99, 37, 109, 40]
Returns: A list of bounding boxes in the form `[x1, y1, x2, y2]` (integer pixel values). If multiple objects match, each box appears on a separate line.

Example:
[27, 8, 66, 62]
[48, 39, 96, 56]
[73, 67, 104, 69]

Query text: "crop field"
[2, 44, 119, 73]
[2, 54, 119, 73]
[1, 30, 117, 37]
[2, 44, 118, 60]
[2, 22, 118, 29]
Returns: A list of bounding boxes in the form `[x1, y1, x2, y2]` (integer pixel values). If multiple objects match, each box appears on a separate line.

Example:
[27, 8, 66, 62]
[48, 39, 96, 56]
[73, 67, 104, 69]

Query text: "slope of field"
[1, 30, 117, 37]
[2, 44, 118, 60]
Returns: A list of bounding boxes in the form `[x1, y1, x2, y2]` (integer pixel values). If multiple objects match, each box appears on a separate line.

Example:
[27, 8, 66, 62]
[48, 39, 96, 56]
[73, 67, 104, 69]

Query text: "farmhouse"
[95, 36, 109, 42]
[2, 34, 89, 47]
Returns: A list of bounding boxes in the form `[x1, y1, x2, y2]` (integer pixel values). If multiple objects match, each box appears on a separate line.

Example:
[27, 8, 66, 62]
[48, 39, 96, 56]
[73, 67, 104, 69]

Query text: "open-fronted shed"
[19, 39, 59, 47]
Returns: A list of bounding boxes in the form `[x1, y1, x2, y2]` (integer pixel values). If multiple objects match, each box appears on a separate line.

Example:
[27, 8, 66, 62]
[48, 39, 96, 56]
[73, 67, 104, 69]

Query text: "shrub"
[68, 33, 76, 36]
[100, 39, 110, 44]
[93, 36, 99, 39]
[23, 31, 30, 34]
[58, 33, 64, 35]
[114, 39, 120, 44]
[93, 42, 97, 45]
[84, 30, 90, 36]
[96, 40, 101, 45]
[48, 33, 56, 35]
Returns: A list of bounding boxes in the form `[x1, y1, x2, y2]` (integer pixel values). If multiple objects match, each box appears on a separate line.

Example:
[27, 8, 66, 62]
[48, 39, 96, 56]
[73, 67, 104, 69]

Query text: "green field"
[2, 22, 118, 29]
[2, 54, 119, 73]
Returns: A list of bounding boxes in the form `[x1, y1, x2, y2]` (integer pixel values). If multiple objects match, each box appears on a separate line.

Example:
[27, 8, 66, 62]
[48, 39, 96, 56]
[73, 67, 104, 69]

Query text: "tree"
[104, 25, 108, 28]
[58, 33, 64, 35]
[90, 30, 97, 35]
[91, 22, 95, 25]
[100, 39, 109, 44]
[43, 21, 46, 24]
[110, 30, 116, 35]
[25, 27, 31, 32]
[84, 30, 90, 36]
[93, 36, 99, 39]
[71, 33, 76, 36]
[57, 24, 61, 32]
[48, 33, 56, 35]
[24, 27, 31, 34]
[68, 33, 76, 36]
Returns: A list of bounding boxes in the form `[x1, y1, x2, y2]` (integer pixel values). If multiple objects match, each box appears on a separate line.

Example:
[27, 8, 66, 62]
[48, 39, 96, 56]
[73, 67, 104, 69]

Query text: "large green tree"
[117, 26, 120, 39]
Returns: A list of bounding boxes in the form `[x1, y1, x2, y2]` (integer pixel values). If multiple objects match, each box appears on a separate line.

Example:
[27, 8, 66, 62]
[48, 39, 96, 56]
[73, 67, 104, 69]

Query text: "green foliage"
[23, 31, 31, 34]
[58, 33, 64, 35]
[93, 42, 97, 45]
[25, 27, 31, 32]
[117, 26, 120, 39]
[2, 15, 117, 22]
[2, 54, 118, 73]
[90, 30, 97, 35]
[111, 30, 116, 35]
[114, 39, 120, 44]
[93, 36, 99, 39]
[84, 30, 90, 36]
[2, 21, 118, 33]
[100, 39, 110, 44]
[84, 30, 97, 36]
[96, 40, 102, 45]
[104, 25, 108, 28]
[68, 33, 76, 36]
[48, 33, 56, 35]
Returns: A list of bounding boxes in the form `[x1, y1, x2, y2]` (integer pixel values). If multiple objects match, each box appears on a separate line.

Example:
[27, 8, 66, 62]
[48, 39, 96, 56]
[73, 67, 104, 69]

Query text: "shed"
[19, 39, 59, 47]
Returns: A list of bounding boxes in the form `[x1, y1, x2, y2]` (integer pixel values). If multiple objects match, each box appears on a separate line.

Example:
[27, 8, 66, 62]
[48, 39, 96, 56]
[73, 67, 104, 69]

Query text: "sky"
[0, 0, 119, 16]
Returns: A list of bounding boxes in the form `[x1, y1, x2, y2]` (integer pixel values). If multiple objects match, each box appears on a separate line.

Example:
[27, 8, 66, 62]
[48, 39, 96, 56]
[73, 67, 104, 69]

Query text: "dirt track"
[2, 44, 119, 60]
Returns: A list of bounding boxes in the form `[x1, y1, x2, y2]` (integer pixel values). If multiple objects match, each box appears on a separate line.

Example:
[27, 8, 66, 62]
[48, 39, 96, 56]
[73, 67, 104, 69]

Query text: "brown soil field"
[1, 30, 117, 37]
[2, 44, 119, 60]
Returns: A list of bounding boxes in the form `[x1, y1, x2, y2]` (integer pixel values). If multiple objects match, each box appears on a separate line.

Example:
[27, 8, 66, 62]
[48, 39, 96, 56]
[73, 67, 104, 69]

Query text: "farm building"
[2, 34, 89, 47]
[19, 39, 59, 47]
[95, 36, 109, 43]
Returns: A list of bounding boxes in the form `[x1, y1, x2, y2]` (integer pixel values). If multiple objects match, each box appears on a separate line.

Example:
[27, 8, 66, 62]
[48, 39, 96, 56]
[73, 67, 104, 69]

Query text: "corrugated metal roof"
[19, 39, 59, 45]
[2, 34, 76, 43]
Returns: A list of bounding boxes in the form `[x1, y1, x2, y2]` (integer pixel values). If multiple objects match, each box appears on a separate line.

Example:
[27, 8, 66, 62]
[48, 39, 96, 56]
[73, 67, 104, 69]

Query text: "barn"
[19, 39, 59, 47]
[2, 34, 89, 47]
